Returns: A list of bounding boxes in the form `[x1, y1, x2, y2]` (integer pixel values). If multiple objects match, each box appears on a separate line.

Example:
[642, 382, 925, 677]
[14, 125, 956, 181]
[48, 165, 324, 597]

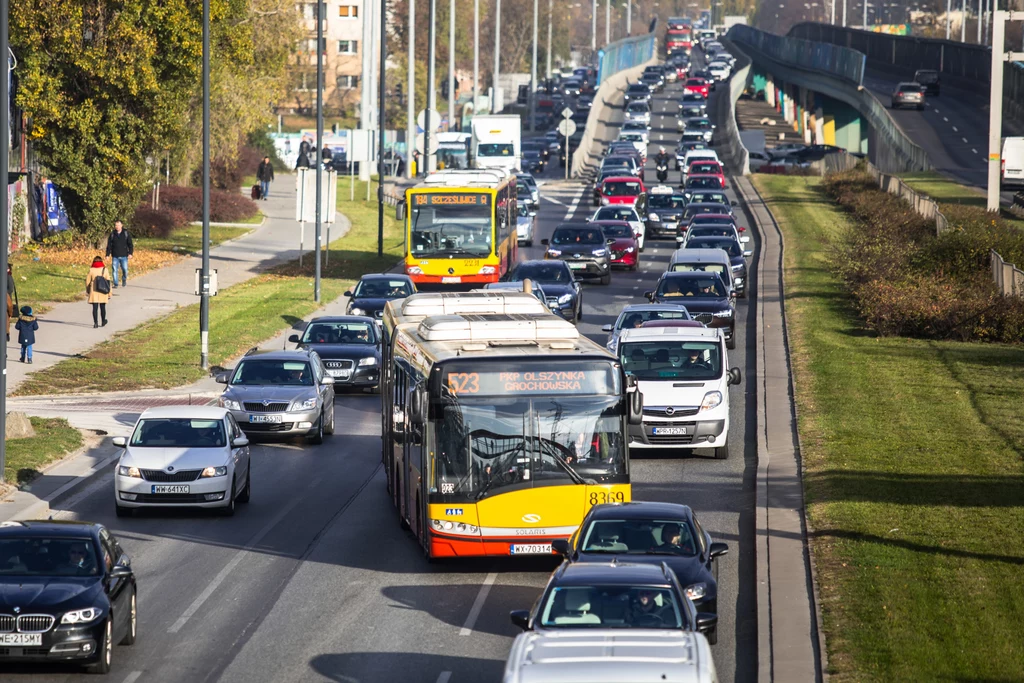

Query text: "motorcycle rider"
[655, 146, 670, 181]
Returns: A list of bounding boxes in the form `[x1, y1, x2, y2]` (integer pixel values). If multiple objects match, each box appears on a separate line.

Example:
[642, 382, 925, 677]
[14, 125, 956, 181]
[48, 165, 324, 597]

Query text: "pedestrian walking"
[15, 306, 38, 364]
[321, 145, 334, 169]
[86, 256, 111, 328]
[105, 220, 134, 288]
[256, 156, 275, 200]
[5, 264, 15, 342]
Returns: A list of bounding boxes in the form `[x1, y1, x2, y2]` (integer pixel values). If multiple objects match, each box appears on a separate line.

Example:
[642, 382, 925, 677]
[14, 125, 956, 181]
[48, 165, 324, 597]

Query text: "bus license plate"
[250, 414, 283, 423]
[652, 426, 688, 435]
[0, 633, 42, 646]
[152, 485, 190, 494]
[510, 544, 552, 555]
[442, 276, 462, 283]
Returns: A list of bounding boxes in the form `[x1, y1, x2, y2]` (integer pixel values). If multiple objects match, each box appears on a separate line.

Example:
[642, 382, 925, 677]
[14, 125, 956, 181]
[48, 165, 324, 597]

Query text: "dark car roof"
[553, 560, 675, 587]
[516, 259, 570, 271]
[357, 273, 413, 283]
[0, 520, 100, 538]
[555, 222, 596, 231]
[241, 349, 315, 361]
[588, 502, 695, 520]
[661, 271, 726, 282]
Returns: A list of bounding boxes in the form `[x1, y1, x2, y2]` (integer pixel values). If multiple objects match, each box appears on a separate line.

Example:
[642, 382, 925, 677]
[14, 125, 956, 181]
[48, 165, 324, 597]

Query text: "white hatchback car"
[114, 406, 252, 517]
[590, 205, 646, 250]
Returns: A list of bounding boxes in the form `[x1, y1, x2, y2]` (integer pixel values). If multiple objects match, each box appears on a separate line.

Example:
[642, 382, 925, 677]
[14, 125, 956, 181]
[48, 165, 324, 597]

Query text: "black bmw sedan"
[552, 501, 728, 643]
[0, 520, 137, 673]
[289, 316, 381, 392]
[345, 273, 416, 320]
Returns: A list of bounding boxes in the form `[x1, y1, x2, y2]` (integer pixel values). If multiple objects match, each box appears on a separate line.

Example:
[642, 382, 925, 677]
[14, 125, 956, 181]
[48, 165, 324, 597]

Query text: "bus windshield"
[411, 194, 493, 258]
[437, 146, 469, 169]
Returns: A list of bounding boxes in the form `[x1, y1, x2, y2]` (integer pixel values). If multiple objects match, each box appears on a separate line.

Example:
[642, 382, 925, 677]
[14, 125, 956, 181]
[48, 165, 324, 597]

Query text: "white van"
[1001, 137, 1024, 189]
[618, 326, 741, 459]
[503, 629, 719, 683]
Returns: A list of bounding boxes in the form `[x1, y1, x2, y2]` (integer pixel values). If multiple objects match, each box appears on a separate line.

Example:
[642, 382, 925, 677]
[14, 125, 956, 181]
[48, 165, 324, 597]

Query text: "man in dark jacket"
[256, 156, 275, 200]
[105, 220, 134, 288]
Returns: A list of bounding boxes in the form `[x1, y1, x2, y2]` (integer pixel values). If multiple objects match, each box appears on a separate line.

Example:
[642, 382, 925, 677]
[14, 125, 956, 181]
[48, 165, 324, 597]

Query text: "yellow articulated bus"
[396, 169, 517, 287]
[382, 303, 643, 559]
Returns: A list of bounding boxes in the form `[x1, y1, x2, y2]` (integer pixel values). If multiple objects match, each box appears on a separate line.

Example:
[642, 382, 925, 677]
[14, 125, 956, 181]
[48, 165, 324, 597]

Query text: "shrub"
[139, 186, 259, 225]
[132, 207, 189, 238]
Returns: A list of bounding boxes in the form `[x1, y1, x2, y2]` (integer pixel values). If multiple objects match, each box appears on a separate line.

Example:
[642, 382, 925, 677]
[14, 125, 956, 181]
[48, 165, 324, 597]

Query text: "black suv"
[542, 223, 612, 285]
[914, 68, 940, 95]
[645, 271, 736, 348]
[505, 260, 583, 321]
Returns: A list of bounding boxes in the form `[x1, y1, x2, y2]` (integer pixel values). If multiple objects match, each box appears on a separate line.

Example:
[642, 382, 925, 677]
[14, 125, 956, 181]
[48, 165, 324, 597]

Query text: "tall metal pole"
[315, 0, 323, 302]
[378, 0, 387, 256]
[530, 0, 538, 132]
[407, 0, 416, 178]
[831, 0, 836, 24]
[960, 0, 966, 41]
[606, 0, 611, 44]
[360, 0, 374, 181]
[977, 0, 982, 42]
[474, 0, 480, 112]
[494, 0, 502, 113]
[547, 0, 553, 77]
[946, 0, 952, 38]
[843, 0, 848, 26]
[987, 10, 1006, 212]
[200, 0, 212, 368]
[0, 0, 10, 472]
[449, 0, 456, 130]
[592, 0, 597, 53]
[427, 0, 437, 171]
[627, 0, 632, 35]
[862, 0, 867, 28]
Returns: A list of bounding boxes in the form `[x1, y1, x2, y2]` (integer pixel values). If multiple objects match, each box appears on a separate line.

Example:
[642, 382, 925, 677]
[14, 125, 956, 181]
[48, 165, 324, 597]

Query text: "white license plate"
[442, 276, 462, 283]
[652, 427, 689, 435]
[0, 633, 42, 646]
[152, 485, 190, 494]
[567, 262, 587, 269]
[327, 369, 351, 379]
[249, 414, 283, 423]
[510, 544, 553, 555]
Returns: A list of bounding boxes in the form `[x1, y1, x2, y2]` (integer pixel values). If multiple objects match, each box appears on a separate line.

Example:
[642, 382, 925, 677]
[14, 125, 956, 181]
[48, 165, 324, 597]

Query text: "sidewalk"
[4, 176, 314, 394]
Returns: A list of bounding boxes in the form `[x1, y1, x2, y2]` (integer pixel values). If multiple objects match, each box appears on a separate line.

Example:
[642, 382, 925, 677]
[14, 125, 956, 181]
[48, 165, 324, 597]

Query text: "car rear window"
[603, 181, 641, 196]
[552, 228, 604, 245]
[915, 70, 939, 83]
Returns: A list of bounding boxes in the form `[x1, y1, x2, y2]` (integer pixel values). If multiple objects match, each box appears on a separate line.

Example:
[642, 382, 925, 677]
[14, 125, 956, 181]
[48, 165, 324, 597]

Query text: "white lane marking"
[943, 116, 949, 122]
[934, 109, 940, 114]
[436, 673, 452, 683]
[544, 195, 568, 207]
[972, 148, 979, 155]
[952, 126, 958, 132]
[167, 480, 320, 633]
[564, 188, 584, 221]
[122, 673, 143, 683]
[459, 572, 498, 636]
[962, 137, 969, 143]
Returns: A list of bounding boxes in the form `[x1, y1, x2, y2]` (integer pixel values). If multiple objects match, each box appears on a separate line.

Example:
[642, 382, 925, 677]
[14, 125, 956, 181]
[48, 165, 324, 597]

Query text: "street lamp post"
[407, 0, 416, 178]
[201, 0, 213, 360]
[314, 0, 323, 302]
[377, 0, 387, 256]
[0, 0, 10, 471]
[494, 0, 501, 113]
[530, 0, 538, 132]
[626, 0, 631, 35]
[606, 0, 611, 43]
[427, 0, 437, 172]
[448, 0, 455, 130]
[474, 0, 479, 112]
[547, 0, 553, 78]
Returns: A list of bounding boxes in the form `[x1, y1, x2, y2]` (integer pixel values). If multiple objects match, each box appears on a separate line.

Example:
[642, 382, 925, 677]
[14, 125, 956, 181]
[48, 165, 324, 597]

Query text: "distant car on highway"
[289, 316, 382, 392]
[644, 271, 736, 348]
[563, 78, 582, 96]
[624, 101, 652, 127]
[516, 202, 536, 246]
[913, 68, 940, 95]
[591, 204, 647, 249]
[542, 223, 613, 285]
[594, 220, 640, 271]
[505, 259, 583, 322]
[891, 82, 925, 110]
[345, 273, 416, 319]
[683, 77, 709, 98]
[624, 82, 652, 104]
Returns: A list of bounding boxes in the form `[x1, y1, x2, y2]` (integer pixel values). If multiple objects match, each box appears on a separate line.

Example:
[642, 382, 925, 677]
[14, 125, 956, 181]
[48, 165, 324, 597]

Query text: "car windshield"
[539, 585, 684, 629]
[552, 228, 603, 245]
[627, 103, 648, 113]
[518, 203, 532, 217]
[687, 177, 721, 189]
[690, 216, 734, 226]
[685, 79, 704, 86]
[622, 339, 723, 382]
[0, 538, 102, 577]
[915, 70, 938, 83]
[231, 359, 314, 386]
[690, 192, 728, 204]
[603, 182, 641, 197]
[353, 279, 413, 299]
[687, 119, 712, 130]
[656, 275, 726, 298]
[617, 308, 690, 330]
[649, 195, 685, 210]
[622, 122, 646, 131]
[689, 227, 736, 241]
[899, 84, 923, 92]
[580, 518, 699, 556]
[690, 162, 720, 174]
[681, 107, 703, 117]
[302, 321, 376, 344]
[595, 207, 637, 221]
[510, 263, 572, 283]
[130, 418, 227, 448]
[601, 224, 633, 238]
[478, 143, 515, 157]
[627, 85, 648, 93]
[620, 134, 643, 142]
[686, 238, 742, 257]
[682, 94, 704, 102]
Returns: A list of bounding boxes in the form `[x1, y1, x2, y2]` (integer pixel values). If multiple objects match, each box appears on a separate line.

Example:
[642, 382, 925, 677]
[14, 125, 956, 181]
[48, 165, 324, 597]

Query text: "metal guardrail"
[728, 24, 865, 86]
[716, 38, 753, 176]
[596, 33, 657, 85]
[991, 249, 1024, 297]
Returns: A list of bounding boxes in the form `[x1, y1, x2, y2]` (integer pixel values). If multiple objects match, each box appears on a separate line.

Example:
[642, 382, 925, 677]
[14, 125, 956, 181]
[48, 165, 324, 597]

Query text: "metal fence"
[728, 24, 866, 86]
[596, 33, 656, 85]
[991, 249, 1024, 297]
[716, 38, 753, 175]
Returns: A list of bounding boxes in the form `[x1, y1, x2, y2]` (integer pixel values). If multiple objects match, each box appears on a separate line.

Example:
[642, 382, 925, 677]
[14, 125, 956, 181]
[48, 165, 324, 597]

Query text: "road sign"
[295, 168, 338, 224]
[417, 109, 443, 131]
[414, 133, 440, 155]
[557, 119, 577, 137]
[561, 107, 574, 119]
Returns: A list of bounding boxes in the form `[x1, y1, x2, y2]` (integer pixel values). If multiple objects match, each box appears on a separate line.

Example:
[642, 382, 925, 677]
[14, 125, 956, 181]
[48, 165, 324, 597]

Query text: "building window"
[304, 38, 327, 53]
[339, 5, 358, 18]
[337, 75, 359, 89]
[338, 40, 358, 54]
[295, 71, 318, 91]
[299, 3, 321, 20]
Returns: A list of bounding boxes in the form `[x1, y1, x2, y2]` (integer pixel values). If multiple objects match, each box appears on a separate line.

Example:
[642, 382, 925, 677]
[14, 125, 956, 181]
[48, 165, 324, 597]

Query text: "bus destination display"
[414, 193, 490, 206]
[444, 368, 613, 396]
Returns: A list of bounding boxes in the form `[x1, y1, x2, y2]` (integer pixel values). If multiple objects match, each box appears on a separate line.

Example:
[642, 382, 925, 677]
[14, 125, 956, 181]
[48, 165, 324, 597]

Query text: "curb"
[188, 216, 267, 228]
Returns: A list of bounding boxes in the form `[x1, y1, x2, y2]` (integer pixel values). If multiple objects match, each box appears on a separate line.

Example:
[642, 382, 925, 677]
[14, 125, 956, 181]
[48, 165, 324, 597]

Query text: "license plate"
[442, 276, 462, 283]
[327, 369, 351, 379]
[249, 414, 283, 423]
[652, 426, 689, 435]
[0, 633, 42, 646]
[152, 485, 189, 494]
[568, 262, 587, 269]
[510, 544, 553, 555]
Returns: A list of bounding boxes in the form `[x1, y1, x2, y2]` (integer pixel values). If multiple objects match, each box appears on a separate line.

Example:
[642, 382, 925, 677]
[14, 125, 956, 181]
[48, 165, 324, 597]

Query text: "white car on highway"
[707, 61, 730, 81]
[516, 202, 536, 246]
[113, 406, 252, 517]
[590, 205, 646, 250]
[624, 101, 652, 127]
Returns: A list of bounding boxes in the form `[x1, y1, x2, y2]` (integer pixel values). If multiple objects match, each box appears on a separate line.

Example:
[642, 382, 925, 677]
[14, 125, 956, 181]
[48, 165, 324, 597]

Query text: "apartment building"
[286, 1, 368, 115]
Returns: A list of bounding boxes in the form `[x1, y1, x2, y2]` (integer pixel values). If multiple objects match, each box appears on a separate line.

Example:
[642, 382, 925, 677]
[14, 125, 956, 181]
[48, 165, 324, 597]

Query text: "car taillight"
[897, 92, 903, 97]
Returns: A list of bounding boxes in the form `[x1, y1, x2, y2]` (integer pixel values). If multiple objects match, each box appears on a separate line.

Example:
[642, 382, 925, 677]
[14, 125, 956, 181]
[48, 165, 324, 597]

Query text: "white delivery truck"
[471, 115, 522, 172]
[1001, 137, 1024, 189]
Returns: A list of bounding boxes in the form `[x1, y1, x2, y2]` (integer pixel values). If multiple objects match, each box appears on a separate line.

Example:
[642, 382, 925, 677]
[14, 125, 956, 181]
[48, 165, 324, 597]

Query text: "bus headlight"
[406, 266, 423, 275]
[431, 519, 480, 536]
[478, 265, 497, 275]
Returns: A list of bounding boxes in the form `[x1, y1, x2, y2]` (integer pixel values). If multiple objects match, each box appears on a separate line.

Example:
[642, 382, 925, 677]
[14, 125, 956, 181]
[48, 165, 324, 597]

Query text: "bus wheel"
[397, 477, 410, 530]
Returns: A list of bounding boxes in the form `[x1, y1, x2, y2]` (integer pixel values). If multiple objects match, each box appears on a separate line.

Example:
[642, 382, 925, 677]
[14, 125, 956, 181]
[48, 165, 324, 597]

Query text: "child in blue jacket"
[15, 305, 38, 364]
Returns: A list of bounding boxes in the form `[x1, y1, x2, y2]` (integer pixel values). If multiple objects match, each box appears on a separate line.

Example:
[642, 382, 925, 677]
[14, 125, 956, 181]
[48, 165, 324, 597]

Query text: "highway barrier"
[596, 33, 657, 86]
[729, 24, 865, 86]
[714, 38, 754, 176]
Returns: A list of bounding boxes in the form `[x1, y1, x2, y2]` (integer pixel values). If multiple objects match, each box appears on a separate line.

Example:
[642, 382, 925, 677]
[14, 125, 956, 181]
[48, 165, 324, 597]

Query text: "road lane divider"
[459, 572, 498, 636]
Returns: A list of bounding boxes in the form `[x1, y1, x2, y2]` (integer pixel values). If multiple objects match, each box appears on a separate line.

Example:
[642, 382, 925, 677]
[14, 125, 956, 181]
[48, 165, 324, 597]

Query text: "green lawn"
[902, 171, 1024, 226]
[753, 175, 1024, 681]
[15, 191, 402, 395]
[3, 418, 84, 486]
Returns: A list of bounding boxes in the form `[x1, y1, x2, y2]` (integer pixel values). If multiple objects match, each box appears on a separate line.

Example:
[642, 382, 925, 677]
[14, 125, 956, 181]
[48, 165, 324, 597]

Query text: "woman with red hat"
[85, 256, 110, 328]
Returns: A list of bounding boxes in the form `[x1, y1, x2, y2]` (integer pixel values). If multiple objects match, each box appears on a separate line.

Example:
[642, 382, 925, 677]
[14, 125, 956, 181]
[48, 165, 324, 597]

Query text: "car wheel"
[86, 618, 113, 674]
[576, 303, 583, 321]
[120, 589, 137, 646]
[600, 273, 611, 285]
[525, 239, 533, 247]
[714, 444, 729, 460]
[219, 477, 237, 517]
[115, 502, 133, 518]
[324, 402, 336, 435]
[726, 334, 736, 350]
[706, 627, 718, 645]
[308, 410, 325, 445]
[237, 466, 251, 503]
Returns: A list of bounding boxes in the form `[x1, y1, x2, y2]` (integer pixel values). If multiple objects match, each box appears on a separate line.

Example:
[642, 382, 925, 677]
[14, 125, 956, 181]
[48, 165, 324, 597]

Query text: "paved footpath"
[4, 175, 322, 394]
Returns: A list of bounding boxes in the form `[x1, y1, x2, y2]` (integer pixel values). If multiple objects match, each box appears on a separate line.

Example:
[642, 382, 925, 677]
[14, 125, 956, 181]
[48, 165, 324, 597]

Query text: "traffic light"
[441, 79, 449, 99]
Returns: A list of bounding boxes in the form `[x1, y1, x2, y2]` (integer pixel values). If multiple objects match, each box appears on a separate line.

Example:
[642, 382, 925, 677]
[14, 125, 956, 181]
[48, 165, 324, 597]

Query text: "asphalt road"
[10, 57, 757, 683]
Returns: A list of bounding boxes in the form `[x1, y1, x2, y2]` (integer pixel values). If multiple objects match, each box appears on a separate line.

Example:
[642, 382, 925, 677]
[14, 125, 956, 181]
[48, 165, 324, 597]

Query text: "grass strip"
[753, 174, 1024, 682]
[3, 418, 84, 486]
[16, 180, 401, 395]
[902, 170, 1024, 227]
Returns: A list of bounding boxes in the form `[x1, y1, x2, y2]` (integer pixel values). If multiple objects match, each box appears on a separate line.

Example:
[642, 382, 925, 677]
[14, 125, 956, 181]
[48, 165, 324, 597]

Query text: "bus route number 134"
[589, 491, 626, 505]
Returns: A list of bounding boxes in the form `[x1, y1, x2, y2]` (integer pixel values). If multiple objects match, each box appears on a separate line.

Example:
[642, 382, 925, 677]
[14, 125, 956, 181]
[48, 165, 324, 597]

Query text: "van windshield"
[620, 340, 722, 381]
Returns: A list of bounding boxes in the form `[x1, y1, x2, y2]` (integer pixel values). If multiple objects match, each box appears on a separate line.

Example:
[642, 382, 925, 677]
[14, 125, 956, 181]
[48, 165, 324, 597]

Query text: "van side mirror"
[510, 610, 531, 631]
[728, 367, 742, 385]
[396, 200, 406, 222]
[540, 238, 549, 246]
[214, 372, 230, 384]
[601, 324, 613, 332]
[344, 291, 353, 298]
[626, 375, 644, 424]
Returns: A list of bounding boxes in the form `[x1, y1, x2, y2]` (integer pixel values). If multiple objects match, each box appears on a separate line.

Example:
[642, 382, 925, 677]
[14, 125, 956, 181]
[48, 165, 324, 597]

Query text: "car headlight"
[358, 356, 378, 367]
[608, 338, 619, 353]
[200, 466, 228, 478]
[558, 293, 573, 304]
[61, 607, 101, 625]
[592, 248, 608, 257]
[713, 309, 734, 318]
[624, 246, 635, 253]
[601, 197, 610, 205]
[685, 583, 708, 600]
[648, 213, 659, 222]
[349, 307, 366, 316]
[547, 249, 562, 258]
[294, 397, 319, 411]
[700, 391, 723, 412]
[731, 263, 743, 271]
[220, 398, 242, 411]
[118, 465, 141, 478]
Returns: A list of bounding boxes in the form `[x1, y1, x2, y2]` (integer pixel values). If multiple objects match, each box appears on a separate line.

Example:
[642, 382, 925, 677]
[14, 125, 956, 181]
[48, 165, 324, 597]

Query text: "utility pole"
[449, 0, 456, 130]
[606, 0, 611, 43]
[530, 0, 538, 132]
[592, 0, 597, 53]
[843, 0, 848, 27]
[494, 0, 502, 113]
[378, 0, 387, 256]
[627, 0, 632, 35]
[978, 0, 982, 42]
[315, 0, 323, 302]
[946, 0, 952, 38]
[988, 11, 1024, 211]
[360, 0, 373, 181]
[832, 0, 836, 23]
[407, 0, 416, 177]
[200, 0, 212, 366]
[547, 0, 553, 77]
[427, 0, 437, 171]
[961, 0, 967, 41]
[1, 0, 10, 472]
[474, 0, 480, 112]
[862, 0, 867, 28]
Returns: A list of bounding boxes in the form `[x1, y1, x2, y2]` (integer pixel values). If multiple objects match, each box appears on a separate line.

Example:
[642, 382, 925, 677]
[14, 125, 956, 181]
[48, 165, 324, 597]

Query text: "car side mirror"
[214, 372, 230, 384]
[551, 539, 570, 557]
[510, 610, 531, 631]
[322, 375, 336, 385]
[288, 334, 300, 343]
[540, 238, 549, 246]
[529, 211, 537, 217]
[601, 324, 613, 332]
[743, 250, 753, 258]
[710, 541, 730, 559]
[343, 291, 353, 298]
[395, 200, 406, 222]
[232, 436, 249, 448]
[740, 236, 750, 244]
[644, 290, 654, 301]
[728, 367, 742, 385]
[109, 563, 132, 579]
[112, 436, 127, 448]
[731, 200, 738, 206]
[607, 238, 615, 244]
[695, 612, 718, 635]
[676, 236, 685, 245]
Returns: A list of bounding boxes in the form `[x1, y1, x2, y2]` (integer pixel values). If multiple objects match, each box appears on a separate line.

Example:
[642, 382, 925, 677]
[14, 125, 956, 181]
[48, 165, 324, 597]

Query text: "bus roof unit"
[390, 291, 550, 320]
[418, 169, 509, 187]
[416, 313, 580, 343]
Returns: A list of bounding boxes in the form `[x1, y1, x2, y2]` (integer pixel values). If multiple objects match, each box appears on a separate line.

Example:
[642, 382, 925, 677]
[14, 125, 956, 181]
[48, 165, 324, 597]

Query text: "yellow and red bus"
[397, 169, 517, 287]
[382, 303, 643, 559]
